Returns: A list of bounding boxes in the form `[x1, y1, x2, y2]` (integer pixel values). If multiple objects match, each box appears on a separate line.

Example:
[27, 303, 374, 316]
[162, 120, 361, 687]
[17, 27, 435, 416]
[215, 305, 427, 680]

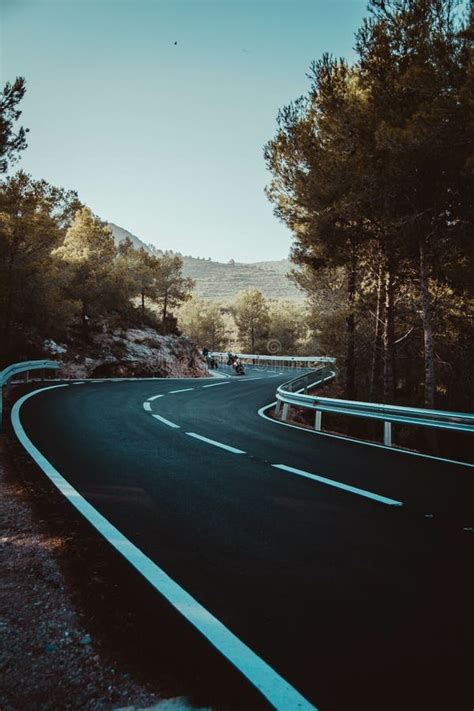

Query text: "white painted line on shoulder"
[73, 382, 85, 385]
[11, 386, 317, 711]
[147, 394, 165, 401]
[186, 433, 246, 455]
[169, 388, 194, 394]
[257, 402, 474, 469]
[272, 464, 403, 507]
[152, 414, 180, 429]
[202, 382, 230, 388]
[143, 402, 152, 412]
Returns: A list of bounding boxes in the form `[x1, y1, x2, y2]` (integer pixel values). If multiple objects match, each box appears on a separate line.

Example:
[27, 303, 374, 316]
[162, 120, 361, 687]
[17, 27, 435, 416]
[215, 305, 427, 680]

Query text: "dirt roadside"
[0, 434, 166, 711]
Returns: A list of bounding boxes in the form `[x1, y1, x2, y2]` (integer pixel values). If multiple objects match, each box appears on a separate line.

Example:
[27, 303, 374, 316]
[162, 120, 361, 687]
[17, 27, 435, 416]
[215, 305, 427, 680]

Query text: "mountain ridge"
[108, 222, 304, 303]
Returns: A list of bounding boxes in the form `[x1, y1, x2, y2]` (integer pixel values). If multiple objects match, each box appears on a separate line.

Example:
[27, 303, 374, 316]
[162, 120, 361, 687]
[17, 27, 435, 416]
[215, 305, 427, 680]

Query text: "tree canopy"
[265, 0, 474, 410]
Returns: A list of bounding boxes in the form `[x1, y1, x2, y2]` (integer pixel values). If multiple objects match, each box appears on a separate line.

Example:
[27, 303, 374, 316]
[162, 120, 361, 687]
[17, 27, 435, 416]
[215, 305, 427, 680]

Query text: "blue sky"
[2, 0, 368, 262]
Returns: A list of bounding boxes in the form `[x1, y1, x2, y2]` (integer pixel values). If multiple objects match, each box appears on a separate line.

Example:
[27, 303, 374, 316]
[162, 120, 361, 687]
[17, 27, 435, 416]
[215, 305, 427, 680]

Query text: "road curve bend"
[12, 367, 474, 711]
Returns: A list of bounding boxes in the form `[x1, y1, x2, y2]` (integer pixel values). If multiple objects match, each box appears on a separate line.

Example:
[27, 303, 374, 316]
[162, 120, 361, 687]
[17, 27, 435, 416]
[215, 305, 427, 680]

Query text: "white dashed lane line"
[272, 464, 403, 507]
[152, 414, 180, 428]
[202, 382, 230, 388]
[169, 388, 195, 394]
[142, 392, 402, 507]
[186, 433, 246, 455]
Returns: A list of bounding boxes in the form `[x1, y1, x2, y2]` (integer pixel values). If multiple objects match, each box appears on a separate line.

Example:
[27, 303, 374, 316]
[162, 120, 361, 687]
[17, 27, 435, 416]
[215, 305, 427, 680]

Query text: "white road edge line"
[186, 432, 246, 455]
[169, 388, 194, 394]
[152, 414, 180, 429]
[147, 394, 165, 401]
[257, 402, 474, 470]
[272, 464, 403, 507]
[143, 402, 152, 412]
[11, 386, 317, 711]
[202, 382, 230, 388]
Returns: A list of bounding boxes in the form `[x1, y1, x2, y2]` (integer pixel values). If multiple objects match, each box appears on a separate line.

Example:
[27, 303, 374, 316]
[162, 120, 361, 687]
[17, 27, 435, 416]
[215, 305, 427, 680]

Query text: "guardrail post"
[384, 421, 392, 447]
[281, 403, 289, 421]
[314, 410, 322, 431]
[275, 400, 282, 416]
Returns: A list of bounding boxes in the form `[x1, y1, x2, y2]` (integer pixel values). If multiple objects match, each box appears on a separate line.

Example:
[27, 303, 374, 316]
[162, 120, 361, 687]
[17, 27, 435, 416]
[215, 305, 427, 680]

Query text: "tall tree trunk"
[162, 290, 168, 322]
[419, 240, 435, 408]
[345, 241, 357, 400]
[369, 263, 383, 402]
[383, 264, 395, 403]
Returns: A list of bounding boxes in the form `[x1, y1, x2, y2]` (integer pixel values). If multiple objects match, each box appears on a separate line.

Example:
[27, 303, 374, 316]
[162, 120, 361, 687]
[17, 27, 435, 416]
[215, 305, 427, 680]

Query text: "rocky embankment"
[43, 328, 208, 380]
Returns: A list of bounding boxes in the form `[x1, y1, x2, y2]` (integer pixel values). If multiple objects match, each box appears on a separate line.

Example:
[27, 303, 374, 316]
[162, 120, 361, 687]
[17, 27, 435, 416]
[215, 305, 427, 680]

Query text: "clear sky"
[2, 0, 368, 262]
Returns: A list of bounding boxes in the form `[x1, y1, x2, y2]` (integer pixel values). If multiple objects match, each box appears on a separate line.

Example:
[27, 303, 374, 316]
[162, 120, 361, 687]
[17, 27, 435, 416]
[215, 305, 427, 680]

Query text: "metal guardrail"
[212, 352, 335, 367]
[275, 369, 474, 449]
[0, 360, 59, 429]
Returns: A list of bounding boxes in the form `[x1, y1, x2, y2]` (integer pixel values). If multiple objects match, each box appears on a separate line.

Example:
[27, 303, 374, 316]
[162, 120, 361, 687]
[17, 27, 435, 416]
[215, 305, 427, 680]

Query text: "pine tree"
[233, 289, 270, 352]
[53, 207, 117, 339]
[0, 78, 28, 173]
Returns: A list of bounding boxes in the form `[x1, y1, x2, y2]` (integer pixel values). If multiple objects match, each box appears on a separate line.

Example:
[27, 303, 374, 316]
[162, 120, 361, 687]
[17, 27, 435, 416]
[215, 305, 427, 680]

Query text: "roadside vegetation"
[0, 171, 195, 368]
[265, 0, 474, 411]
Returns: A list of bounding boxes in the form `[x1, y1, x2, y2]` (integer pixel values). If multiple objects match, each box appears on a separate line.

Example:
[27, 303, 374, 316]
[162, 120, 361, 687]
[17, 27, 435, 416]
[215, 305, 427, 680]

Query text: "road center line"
[152, 414, 180, 428]
[272, 464, 403, 507]
[202, 382, 230, 388]
[143, 402, 152, 411]
[147, 394, 165, 401]
[169, 388, 194, 394]
[186, 433, 246, 455]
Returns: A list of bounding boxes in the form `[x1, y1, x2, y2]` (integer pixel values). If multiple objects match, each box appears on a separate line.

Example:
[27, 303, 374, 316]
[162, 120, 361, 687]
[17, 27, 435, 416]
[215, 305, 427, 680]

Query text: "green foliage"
[116, 237, 159, 314]
[0, 77, 28, 173]
[0, 172, 81, 363]
[52, 207, 120, 338]
[0, 174, 199, 362]
[233, 289, 270, 352]
[265, 0, 474, 408]
[179, 296, 228, 350]
[154, 253, 194, 322]
[267, 301, 308, 354]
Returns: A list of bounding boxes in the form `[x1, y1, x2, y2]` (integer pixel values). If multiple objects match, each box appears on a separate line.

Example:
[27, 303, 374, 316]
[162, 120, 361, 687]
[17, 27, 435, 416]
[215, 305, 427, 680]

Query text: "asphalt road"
[16, 367, 474, 710]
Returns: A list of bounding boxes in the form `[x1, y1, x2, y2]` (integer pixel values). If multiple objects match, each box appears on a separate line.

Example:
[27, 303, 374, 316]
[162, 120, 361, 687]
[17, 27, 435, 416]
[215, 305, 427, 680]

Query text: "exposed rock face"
[44, 329, 208, 379]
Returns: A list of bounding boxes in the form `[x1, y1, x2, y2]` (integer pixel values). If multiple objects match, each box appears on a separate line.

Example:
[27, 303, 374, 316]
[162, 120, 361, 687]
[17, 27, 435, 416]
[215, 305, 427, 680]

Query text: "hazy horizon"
[2, 0, 368, 262]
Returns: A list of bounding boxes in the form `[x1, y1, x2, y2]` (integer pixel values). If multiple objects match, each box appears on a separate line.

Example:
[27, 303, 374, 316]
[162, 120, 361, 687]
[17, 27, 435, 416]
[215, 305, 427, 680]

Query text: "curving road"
[14, 367, 474, 711]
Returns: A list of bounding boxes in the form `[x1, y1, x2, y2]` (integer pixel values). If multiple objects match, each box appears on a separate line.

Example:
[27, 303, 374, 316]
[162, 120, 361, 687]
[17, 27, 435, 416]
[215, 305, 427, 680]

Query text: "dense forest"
[265, 0, 474, 412]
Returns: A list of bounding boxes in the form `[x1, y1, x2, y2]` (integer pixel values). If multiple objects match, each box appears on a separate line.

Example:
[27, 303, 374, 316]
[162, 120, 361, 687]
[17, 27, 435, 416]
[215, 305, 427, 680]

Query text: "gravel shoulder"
[0, 436, 164, 710]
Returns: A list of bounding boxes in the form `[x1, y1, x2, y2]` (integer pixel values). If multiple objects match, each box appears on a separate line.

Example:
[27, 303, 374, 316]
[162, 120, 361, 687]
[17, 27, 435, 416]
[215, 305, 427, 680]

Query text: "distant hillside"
[109, 223, 160, 255]
[108, 223, 304, 303]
